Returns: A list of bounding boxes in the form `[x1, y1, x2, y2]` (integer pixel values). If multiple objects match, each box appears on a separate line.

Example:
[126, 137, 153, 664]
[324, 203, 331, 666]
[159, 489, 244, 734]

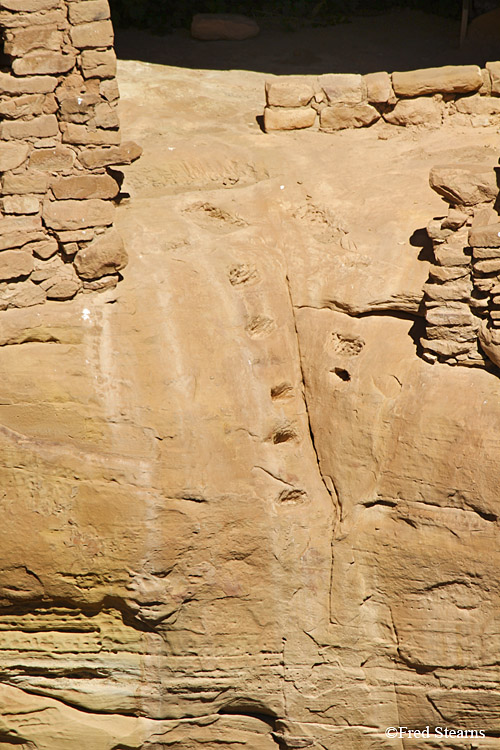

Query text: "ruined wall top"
[0, 0, 141, 309]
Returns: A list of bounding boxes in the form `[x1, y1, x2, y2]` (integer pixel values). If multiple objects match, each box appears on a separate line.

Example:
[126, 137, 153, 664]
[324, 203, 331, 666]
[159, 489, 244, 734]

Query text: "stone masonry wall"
[421, 163, 500, 370]
[263, 63, 500, 131]
[0, 0, 141, 310]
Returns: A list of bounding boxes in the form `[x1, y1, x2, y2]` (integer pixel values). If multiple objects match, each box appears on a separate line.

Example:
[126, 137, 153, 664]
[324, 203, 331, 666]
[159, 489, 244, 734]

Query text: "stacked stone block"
[0, 0, 141, 310]
[263, 63, 500, 132]
[421, 164, 500, 368]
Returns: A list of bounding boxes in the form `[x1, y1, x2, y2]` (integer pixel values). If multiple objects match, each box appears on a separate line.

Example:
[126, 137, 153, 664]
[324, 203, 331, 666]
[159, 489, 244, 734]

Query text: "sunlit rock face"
[0, 52, 499, 749]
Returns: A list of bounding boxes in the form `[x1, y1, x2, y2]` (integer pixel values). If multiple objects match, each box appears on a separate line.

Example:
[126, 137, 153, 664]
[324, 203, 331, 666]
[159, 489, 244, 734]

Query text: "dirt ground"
[114, 7, 500, 74]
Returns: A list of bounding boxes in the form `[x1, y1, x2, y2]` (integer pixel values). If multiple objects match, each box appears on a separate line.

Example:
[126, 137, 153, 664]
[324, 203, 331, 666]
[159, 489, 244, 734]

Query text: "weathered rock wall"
[263, 63, 500, 131]
[0, 47, 499, 750]
[0, 0, 141, 311]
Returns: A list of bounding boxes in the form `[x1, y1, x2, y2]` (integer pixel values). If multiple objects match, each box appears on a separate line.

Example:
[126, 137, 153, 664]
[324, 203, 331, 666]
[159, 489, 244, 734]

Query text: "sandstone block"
[82, 273, 118, 291]
[55, 228, 95, 242]
[426, 218, 453, 241]
[473, 246, 500, 258]
[486, 62, 500, 95]
[0, 215, 44, 249]
[59, 92, 100, 120]
[100, 78, 119, 101]
[70, 20, 114, 49]
[364, 71, 393, 104]
[428, 265, 468, 282]
[2, 169, 48, 195]
[265, 77, 314, 108]
[2, 278, 46, 308]
[94, 102, 120, 129]
[474, 257, 500, 273]
[31, 255, 62, 283]
[51, 174, 119, 200]
[0, 8, 66, 26]
[0, 114, 58, 140]
[263, 106, 316, 131]
[469, 223, 500, 247]
[0, 141, 29, 171]
[441, 208, 468, 230]
[423, 279, 472, 301]
[29, 146, 74, 172]
[319, 73, 365, 104]
[78, 141, 142, 168]
[191, 13, 259, 40]
[0, 229, 45, 250]
[0, 250, 33, 280]
[426, 303, 474, 326]
[74, 229, 127, 279]
[0, 214, 40, 237]
[384, 97, 442, 127]
[81, 48, 116, 79]
[426, 324, 478, 341]
[429, 165, 498, 205]
[61, 122, 121, 145]
[68, 0, 110, 24]
[13, 51, 76, 77]
[421, 338, 472, 356]
[455, 95, 500, 115]
[434, 244, 471, 267]
[0, 71, 57, 94]
[55, 71, 94, 103]
[3, 24, 62, 56]
[320, 103, 379, 130]
[0, 93, 46, 119]
[0, 0, 57, 10]
[26, 237, 58, 259]
[479, 68, 492, 95]
[43, 199, 114, 230]
[1, 195, 39, 215]
[41, 266, 82, 299]
[392, 65, 482, 96]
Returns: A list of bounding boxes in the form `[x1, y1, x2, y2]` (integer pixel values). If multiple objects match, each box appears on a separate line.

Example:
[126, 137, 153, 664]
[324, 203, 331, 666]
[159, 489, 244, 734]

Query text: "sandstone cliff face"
[0, 61, 499, 749]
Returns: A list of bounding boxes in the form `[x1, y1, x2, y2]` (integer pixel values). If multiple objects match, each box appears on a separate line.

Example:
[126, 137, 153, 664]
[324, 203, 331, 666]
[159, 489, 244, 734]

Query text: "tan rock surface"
[1, 57, 500, 750]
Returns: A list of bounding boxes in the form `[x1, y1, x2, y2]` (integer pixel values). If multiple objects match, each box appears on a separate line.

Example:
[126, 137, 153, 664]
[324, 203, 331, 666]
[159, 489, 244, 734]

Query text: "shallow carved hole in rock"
[278, 488, 307, 504]
[332, 367, 351, 381]
[330, 332, 364, 356]
[245, 314, 275, 337]
[270, 382, 293, 400]
[228, 263, 258, 286]
[271, 422, 299, 444]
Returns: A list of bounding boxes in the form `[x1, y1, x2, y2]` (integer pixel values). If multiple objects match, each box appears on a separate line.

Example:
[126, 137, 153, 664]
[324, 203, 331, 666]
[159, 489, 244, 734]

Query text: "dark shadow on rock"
[113, 8, 489, 75]
[410, 227, 434, 263]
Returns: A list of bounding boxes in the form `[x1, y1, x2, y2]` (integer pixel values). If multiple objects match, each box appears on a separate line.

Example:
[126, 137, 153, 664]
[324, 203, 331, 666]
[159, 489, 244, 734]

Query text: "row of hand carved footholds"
[0, 0, 141, 311]
[422, 162, 500, 370]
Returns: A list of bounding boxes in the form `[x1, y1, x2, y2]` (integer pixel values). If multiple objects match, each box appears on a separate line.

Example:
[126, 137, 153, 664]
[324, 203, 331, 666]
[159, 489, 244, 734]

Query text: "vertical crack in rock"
[284, 274, 338, 506]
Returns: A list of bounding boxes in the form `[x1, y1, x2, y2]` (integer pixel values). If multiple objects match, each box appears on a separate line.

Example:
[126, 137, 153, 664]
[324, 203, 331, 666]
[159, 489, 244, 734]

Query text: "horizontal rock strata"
[0, 0, 141, 310]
